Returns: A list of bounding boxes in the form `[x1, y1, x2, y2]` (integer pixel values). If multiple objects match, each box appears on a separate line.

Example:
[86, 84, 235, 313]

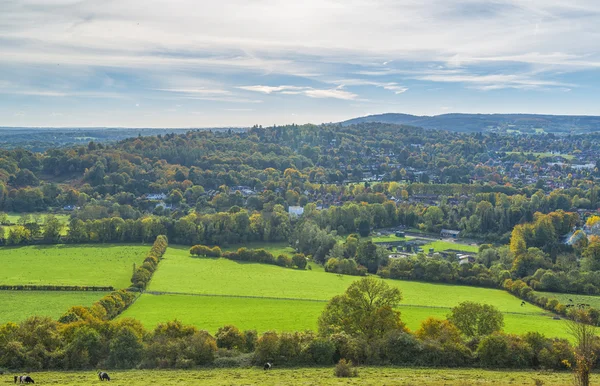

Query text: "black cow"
[98, 371, 111, 381]
[264, 362, 272, 370]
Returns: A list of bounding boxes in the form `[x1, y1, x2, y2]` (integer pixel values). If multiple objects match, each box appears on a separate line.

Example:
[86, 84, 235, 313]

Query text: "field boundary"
[0, 284, 114, 291]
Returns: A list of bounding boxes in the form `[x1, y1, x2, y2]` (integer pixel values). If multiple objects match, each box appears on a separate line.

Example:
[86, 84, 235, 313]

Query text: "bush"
[216, 325, 245, 350]
[306, 338, 336, 365]
[382, 330, 422, 365]
[477, 333, 533, 368]
[254, 331, 279, 364]
[276, 254, 292, 268]
[292, 253, 308, 269]
[334, 358, 358, 378]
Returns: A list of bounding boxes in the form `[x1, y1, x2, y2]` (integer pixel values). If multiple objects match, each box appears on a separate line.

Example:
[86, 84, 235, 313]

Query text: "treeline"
[190, 245, 307, 270]
[130, 235, 168, 290]
[0, 316, 577, 371]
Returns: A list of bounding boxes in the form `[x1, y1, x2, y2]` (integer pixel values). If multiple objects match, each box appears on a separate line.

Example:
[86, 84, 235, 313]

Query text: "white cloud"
[237, 85, 307, 94]
[328, 79, 408, 94]
[415, 73, 574, 90]
[239, 84, 358, 100]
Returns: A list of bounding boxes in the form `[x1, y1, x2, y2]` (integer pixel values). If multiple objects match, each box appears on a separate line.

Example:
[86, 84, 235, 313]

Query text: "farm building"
[441, 229, 461, 238]
[458, 254, 476, 265]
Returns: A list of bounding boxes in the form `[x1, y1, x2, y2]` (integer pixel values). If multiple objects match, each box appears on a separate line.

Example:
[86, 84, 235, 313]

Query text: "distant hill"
[340, 113, 600, 133]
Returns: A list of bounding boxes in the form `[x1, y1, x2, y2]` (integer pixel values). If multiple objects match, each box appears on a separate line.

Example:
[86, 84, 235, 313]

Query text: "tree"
[582, 242, 600, 271]
[43, 215, 63, 242]
[318, 277, 403, 339]
[566, 308, 597, 386]
[108, 325, 144, 368]
[448, 301, 504, 338]
[423, 206, 444, 232]
[356, 219, 370, 237]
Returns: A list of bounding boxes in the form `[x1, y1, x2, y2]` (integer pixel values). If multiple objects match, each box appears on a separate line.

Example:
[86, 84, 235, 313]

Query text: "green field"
[536, 291, 600, 309]
[421, 240, 479, 253]
[122, 293, 569, 338]
[0, 368, 575, 385]
[369, 234, 412, 243]
[4, 212, 70, 225]
[506, 151, 575, 160]
[2, 213, 71, 237]
[124, 246, 569, 338]
[0, 291, 106, 324]
[0, 244, 150, 288]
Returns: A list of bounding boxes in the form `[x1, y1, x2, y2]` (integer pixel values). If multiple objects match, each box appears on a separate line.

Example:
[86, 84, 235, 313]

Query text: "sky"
[1, 0, 600, 128]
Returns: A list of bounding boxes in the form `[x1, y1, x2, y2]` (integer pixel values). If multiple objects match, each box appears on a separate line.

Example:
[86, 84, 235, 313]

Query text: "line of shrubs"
[0, 285, 114, 292]
[189, 244, 307, 270]
[504, 278, 600, 325]
[0, 317, 580, 371]
[130, 235, 168, 290]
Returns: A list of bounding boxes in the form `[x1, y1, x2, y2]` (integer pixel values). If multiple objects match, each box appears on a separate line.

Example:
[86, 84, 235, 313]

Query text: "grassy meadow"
[421, 240, 479, 253]
[4, 212, 71, 225]
[0, 368, 576, 385]
[0, 244, 150, 288]
[0, 291, 106, 324]
[2, 213, 71, 237]
[125, 245, 570, 338]
[536, 291, 600, 309]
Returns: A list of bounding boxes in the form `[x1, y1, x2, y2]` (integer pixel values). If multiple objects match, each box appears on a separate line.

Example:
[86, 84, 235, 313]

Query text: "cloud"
[1, 0, 600, 126]
[237, 85, 307, 94]
[415, 73, 574, 90]
[328, 79, 408, 94]
[239, 85, 358, 100]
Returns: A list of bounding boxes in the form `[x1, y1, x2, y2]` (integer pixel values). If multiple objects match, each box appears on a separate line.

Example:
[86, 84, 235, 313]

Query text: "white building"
[288, 206, 305, 217]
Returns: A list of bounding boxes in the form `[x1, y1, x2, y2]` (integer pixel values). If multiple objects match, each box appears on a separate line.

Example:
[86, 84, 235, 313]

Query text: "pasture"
[536, 291, 600, 309]
[505, 151, 575, 160]
[121, 293, 569, 338]
[130, 245, 569, 338]
[0, 368, 575, 385]
[0, 291, 106, 324]
[421, 240, 479, 253]
[0, 244, 150, 288]
[3, 212, 70, 225]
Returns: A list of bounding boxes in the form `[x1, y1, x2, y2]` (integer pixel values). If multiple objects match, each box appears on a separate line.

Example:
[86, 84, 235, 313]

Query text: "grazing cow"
[569, 299, 573, 302]
[264, 362, 272, 370]
[98, 371, 111, 381]
[15, 376, 34, 384]
[520, 301, 525, 307]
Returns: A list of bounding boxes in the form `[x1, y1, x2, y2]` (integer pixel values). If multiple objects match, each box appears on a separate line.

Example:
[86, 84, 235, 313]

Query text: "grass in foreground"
[0, 244, 150, 288]
[0, 291, 107, 324]
[0, 368, 575, 385]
